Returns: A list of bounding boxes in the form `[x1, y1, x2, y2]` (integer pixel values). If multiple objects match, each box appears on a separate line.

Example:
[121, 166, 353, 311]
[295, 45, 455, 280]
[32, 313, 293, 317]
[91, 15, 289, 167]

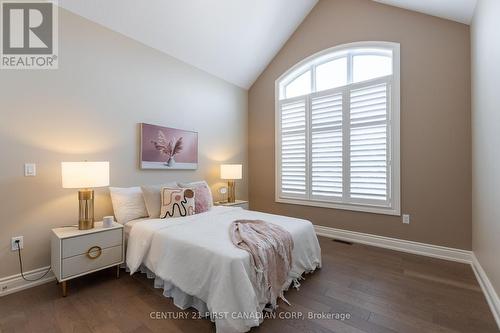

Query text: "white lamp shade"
[61, 162, 110, 188]
[220, 164, 242, 180]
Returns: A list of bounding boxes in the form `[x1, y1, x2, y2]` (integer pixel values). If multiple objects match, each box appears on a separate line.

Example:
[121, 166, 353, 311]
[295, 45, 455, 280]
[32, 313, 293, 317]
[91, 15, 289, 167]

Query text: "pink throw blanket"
[230, 219, 294, 307]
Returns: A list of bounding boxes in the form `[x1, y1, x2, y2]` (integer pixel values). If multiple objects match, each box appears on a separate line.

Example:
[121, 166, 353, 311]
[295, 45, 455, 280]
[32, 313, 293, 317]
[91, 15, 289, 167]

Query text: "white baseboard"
[0, 266, 55, 297]
[314, 225, 500, 330]
[314, 225, 473, 264]
[471, 254, 500, 329]
[0, 227, 498, 331]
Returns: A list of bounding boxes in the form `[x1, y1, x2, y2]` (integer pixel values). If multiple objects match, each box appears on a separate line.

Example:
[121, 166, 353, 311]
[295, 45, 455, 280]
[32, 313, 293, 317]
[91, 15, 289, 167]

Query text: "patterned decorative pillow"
[177, 180, 213, 214]
[160, 187, 195, 219]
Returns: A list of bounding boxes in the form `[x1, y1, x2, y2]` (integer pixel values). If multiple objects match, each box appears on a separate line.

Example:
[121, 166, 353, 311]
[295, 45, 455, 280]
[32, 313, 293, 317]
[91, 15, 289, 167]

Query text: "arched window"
[275, 41, 400, 215]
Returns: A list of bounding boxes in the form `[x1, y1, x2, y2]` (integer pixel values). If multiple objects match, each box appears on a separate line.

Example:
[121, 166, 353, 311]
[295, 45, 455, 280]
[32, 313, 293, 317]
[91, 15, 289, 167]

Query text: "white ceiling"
[374, 0, 477, 24]
[60, 0, 476, 90]
[59, 0, 318, 89]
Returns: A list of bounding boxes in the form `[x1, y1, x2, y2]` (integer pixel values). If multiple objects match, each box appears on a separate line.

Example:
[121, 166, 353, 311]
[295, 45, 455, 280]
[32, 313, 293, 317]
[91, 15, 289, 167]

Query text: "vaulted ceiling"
[59, 0, 477, 89]
[59, 0, 318, 89]
[374, 0, 477, 24]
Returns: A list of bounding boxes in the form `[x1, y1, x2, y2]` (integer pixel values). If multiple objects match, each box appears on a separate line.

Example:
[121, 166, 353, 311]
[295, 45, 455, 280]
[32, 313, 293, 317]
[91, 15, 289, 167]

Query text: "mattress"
[123, 218, 149, 239]
[126, 206, 321, 333]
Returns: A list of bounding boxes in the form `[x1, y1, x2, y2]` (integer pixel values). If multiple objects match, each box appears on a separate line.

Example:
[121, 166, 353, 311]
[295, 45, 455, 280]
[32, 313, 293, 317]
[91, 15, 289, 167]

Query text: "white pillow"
[109, 187, 148, 224]
[141, 182, 178, 218]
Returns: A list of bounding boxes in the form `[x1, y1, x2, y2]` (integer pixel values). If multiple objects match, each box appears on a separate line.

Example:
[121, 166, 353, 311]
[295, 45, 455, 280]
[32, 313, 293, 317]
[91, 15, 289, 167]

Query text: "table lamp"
[61, 161, 110, 230]
[220, 164, 242, 203]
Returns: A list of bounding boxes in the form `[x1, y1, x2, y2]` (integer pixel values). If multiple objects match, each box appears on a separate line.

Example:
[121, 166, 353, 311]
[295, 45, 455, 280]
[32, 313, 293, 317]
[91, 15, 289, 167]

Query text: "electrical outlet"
[11, 236, 23, 251]
[402, 214, 410, 224]
[24, 163, 36, 176]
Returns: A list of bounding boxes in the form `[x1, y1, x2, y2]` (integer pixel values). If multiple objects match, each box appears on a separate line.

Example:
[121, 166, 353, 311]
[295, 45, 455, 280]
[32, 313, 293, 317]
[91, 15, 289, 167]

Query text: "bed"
[125, 206, 322, 333]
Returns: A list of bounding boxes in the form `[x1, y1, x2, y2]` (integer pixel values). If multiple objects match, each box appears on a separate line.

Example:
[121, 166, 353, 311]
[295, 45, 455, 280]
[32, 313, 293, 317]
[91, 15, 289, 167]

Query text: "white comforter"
[126, 206, 321, 333]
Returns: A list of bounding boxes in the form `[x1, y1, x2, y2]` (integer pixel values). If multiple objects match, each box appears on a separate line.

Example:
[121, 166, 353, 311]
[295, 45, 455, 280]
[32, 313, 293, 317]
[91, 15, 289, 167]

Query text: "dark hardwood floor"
[0, 236, 498, 333]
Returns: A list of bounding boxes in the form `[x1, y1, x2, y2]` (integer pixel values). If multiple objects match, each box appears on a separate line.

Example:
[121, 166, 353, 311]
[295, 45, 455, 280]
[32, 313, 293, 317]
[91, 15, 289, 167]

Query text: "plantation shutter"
[276, 44, 399, 215]
[310, 92, 343, 199]
[349, 82, 389, 202]
[279, 98, 307, 197]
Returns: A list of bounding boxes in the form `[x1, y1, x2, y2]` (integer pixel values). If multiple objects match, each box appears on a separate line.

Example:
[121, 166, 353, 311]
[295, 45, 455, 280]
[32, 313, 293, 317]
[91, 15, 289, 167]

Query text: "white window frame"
[275, 41, 401, 216]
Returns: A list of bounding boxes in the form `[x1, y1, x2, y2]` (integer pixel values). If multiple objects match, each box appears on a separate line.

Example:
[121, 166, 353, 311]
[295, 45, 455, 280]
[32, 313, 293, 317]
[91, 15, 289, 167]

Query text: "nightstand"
[215, 200, 249, 209]
[51, 221, 124, 297]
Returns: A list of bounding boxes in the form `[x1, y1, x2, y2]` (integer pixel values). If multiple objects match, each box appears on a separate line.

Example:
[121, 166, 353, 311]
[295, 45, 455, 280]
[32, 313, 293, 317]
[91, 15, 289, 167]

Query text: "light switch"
[24, 163, 36, 177]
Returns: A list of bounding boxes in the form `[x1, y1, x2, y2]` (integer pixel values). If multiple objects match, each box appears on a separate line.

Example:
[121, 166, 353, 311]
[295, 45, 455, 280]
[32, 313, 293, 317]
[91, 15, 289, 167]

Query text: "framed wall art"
[140, 123, 198, 170]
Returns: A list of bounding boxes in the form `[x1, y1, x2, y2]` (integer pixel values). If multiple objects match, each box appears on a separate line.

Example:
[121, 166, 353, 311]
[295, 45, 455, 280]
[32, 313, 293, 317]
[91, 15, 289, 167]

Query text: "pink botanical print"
[141, 123, 198, 170]
[151, 131, 184, 164]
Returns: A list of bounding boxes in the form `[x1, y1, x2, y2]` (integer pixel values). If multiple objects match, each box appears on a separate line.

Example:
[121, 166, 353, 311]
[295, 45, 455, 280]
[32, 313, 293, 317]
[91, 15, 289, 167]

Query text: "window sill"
[275, 196, 400, 216]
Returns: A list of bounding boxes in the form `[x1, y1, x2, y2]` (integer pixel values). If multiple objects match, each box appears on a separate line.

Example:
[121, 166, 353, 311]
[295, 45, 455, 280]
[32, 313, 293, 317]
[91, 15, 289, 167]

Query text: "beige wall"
[0, 9, 248, 278]
[248, 0, 471, 249]
[471, 0, 500, 301]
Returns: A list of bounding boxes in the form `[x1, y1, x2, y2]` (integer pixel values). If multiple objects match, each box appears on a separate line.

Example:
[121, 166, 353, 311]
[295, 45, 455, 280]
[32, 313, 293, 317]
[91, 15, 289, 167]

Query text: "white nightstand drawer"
[52, 222, 124, 296]
[61, 245, 122, 279]
[62, 228, 122, 259]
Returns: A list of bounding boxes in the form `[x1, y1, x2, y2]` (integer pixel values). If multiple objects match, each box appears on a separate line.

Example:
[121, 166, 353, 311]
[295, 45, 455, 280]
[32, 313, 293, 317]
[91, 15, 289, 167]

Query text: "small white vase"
[167, 156, 175, 167]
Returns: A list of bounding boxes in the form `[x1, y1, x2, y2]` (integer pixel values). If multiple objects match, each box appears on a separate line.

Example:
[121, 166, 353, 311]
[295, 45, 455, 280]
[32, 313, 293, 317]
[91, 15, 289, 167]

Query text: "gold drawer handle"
[86, 246, 102, 259]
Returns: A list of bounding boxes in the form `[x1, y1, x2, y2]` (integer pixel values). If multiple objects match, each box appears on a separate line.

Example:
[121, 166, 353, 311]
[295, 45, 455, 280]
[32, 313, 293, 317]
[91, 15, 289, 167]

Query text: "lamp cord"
[16, 242, 52, 282]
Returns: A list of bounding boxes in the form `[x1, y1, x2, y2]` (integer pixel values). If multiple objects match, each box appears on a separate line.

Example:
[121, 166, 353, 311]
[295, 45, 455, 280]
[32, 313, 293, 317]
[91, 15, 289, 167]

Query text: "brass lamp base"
[78, 189, 94, 230]
[227, 180, 236, 203]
